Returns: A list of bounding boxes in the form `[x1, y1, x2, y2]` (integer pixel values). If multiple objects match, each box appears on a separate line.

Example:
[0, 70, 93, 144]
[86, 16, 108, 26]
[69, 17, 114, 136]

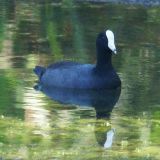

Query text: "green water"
[0, 1, 160, 160]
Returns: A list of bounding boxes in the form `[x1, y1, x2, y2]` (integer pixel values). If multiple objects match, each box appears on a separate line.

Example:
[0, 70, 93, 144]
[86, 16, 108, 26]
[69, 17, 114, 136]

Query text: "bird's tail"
[33, 66, 46, 79]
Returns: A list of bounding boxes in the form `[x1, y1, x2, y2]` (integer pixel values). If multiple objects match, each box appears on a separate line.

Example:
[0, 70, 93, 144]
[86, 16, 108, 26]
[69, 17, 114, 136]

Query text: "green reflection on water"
[0, 1, 160, 160]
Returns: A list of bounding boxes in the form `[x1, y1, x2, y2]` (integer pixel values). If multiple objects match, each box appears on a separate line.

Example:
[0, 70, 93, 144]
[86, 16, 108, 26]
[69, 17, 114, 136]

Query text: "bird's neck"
[96, 48, 113, 71]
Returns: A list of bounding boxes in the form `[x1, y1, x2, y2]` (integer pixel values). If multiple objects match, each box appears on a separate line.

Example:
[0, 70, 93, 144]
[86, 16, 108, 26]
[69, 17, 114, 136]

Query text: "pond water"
[0, 1, 160, 160]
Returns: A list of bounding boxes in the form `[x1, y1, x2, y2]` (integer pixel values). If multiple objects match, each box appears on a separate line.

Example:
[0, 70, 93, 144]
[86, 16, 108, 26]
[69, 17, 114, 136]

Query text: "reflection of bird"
[104, 129, 115, 149]
[94, 121, 115, 149]
[34, 85, 121, 109]
[93, 87, 120, 149]
[94, 120, 111, 147]
[34, 84, 121, 149]
[34, 30, 121, 89]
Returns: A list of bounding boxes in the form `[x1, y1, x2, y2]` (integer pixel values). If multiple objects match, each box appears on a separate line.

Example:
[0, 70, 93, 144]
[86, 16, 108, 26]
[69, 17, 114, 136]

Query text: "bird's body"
[34, 61, 120, 89]
[34, 30, 121, 89]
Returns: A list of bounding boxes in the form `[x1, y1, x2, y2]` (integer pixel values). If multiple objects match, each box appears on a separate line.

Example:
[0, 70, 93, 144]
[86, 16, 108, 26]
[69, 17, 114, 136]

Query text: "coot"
[34, 30, 121, 89]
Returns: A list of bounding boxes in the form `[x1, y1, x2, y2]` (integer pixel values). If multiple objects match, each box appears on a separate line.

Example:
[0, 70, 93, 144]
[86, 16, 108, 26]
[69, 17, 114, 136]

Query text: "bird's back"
[38, 62, 120, 89]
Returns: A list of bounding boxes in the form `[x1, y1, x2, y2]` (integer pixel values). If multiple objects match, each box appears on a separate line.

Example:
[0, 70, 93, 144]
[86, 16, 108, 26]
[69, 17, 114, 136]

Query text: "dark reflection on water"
[34, 84, 121, 118]
[0, 1, 160, 159]
[34, 83, 121, 149]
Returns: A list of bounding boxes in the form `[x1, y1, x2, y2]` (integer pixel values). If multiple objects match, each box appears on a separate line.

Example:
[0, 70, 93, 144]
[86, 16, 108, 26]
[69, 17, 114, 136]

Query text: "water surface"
[0, 1, 160, 160]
